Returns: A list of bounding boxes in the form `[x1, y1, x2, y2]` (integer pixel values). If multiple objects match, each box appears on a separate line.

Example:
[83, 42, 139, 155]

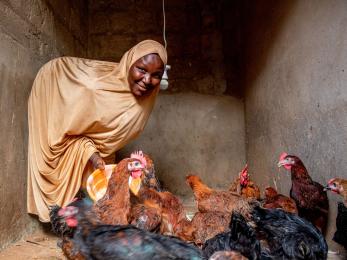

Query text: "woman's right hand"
[89, 152, 105, 170]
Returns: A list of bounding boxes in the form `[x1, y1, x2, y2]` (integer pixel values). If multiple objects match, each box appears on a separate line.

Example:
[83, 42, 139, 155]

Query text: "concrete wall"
[118, 93, 246, 197]
[88, 0, 247, 193]
[0, 0, 87, 249]
[243, 0, 347, 251]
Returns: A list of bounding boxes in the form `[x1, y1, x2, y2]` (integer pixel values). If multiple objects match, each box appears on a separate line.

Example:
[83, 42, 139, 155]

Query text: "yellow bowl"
[86, 164, 117, 202]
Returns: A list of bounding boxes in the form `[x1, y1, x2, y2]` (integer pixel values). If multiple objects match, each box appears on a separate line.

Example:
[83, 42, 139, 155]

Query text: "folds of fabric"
[27, 40, 167, 222]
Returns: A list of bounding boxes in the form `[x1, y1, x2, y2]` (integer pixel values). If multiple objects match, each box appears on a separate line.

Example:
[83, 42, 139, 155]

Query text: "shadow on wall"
[239, 0, 299, 92]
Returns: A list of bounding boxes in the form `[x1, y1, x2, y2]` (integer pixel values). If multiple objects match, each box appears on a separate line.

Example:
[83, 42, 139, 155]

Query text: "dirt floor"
[0, 198, 345, 260]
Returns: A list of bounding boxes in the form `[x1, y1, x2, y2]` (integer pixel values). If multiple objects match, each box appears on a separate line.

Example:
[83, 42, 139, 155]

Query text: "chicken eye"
[333, 183, 336, 187]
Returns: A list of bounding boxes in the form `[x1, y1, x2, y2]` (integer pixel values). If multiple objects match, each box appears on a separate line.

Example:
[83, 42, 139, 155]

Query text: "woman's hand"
[89, 152, 105, 170]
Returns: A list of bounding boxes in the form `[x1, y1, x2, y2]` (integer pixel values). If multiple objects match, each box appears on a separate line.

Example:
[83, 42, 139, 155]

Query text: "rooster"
[229, 165, 261, 200]
[263, 186, 298, 214]
[277, 153, 329, 233]
[58, 199, 204, 260]
[186, 175, 251, 217]
[324, 178, 347, 249]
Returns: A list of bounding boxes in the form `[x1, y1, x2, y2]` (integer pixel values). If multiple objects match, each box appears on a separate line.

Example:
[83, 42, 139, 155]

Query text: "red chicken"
[277, 152, 329, 233]
[229, 164, 261, 200]
[186, 175, 251, 217]
[93, 157, 145, 225]
[263, 186, 298, 214]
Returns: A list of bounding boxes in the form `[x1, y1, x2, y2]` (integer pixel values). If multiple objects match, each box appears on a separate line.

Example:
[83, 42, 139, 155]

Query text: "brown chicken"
[278, 152, 329, 233]
[142, 153, 162, 191]
[128, 199, 162, 231]
[93, 157, 145, 225]
[229, 164, 261, 200]
[263, 186, 298, 214]
[186, 175, 251, 217]
[190, 211, 231, 246]
[324, 178, 347, 206]
[324, 178, 347, 249]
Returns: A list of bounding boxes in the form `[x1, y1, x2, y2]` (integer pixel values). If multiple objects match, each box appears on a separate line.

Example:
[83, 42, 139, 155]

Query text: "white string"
[162, 0, 167, 49]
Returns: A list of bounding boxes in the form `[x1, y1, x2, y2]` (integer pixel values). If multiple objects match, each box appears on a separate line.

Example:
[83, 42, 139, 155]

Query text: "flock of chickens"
[49, 151, 347, 260]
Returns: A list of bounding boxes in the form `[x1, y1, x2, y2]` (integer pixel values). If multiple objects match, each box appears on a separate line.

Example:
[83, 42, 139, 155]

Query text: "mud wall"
[0, 0, 88, 249]
[243, 0, 347, 251]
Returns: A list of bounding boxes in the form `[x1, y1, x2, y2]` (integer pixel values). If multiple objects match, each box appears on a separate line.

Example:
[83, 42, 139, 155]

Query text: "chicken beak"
[323, 185, 331, 191]
[277, 160, 286, 167]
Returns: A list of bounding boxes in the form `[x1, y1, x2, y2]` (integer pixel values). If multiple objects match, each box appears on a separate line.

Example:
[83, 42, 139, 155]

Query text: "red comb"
[131, 150, 147, 167]
[327, 178, 335, 184]
[279, 152, 288, 161]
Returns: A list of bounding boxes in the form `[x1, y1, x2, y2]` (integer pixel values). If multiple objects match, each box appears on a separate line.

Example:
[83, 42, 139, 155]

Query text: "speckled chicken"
[263, 186, 298, 214]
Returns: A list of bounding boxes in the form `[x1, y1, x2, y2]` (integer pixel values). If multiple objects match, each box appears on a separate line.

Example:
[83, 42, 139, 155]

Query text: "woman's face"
[128, 53, 165, 97]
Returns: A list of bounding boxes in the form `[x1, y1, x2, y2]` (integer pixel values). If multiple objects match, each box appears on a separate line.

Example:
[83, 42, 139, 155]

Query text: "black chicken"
[252, 206, 328, 260]
[333, 202, 347, 249]
[49, 190, 92, 237]
[203, 212, 260, 260]
[59, 199, 204, 260]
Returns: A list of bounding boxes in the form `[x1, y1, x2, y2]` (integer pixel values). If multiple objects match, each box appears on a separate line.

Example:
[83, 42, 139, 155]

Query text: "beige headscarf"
[27, 40, 167, 222]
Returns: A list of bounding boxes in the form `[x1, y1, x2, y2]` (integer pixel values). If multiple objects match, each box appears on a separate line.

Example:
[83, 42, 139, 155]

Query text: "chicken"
[203, 212, 260, 260]
[51, 155, 150, 234]
[186, 175, 251, 217]
[324, 177, 347, 206]
[252, 206, 328, 259]
[128, 199, 162, 231]
[262, 186, 298, 214]
[332, 202, 347, 249]
[208, 251, 248, 260]
[93, 157, 145, 225]
[142, 153, 162, 191]
[324, 178, 347, 249]
[277, 153, 329, 233]
[59, 199, 204, 260]
[191, 212, 232, 246]
[229, 165, 261, 200]
[130, 163, 189, 237]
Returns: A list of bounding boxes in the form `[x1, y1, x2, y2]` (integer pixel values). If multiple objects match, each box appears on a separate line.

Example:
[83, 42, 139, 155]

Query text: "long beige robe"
[27, 40, 167, 222]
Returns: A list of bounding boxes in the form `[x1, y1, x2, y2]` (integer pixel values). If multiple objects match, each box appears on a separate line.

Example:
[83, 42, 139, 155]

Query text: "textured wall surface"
[88, 0, 233, 96]
[243, 0, 347, 252]
[87, 0, 246, 195]
[117, 93, 246, 197]
[0, 0, 87, 249]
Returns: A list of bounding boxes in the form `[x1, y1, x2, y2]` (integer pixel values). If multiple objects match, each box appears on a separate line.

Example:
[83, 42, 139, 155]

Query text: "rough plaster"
[244, 0, 347, 252]
[0, 0, 87, 249]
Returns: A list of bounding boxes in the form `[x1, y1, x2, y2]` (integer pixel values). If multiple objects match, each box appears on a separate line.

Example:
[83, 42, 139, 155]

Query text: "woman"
[27, 40, 167, 222]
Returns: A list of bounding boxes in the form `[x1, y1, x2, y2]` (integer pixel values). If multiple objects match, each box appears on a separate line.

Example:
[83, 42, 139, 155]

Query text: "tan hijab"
[27, 40, 167, 222]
